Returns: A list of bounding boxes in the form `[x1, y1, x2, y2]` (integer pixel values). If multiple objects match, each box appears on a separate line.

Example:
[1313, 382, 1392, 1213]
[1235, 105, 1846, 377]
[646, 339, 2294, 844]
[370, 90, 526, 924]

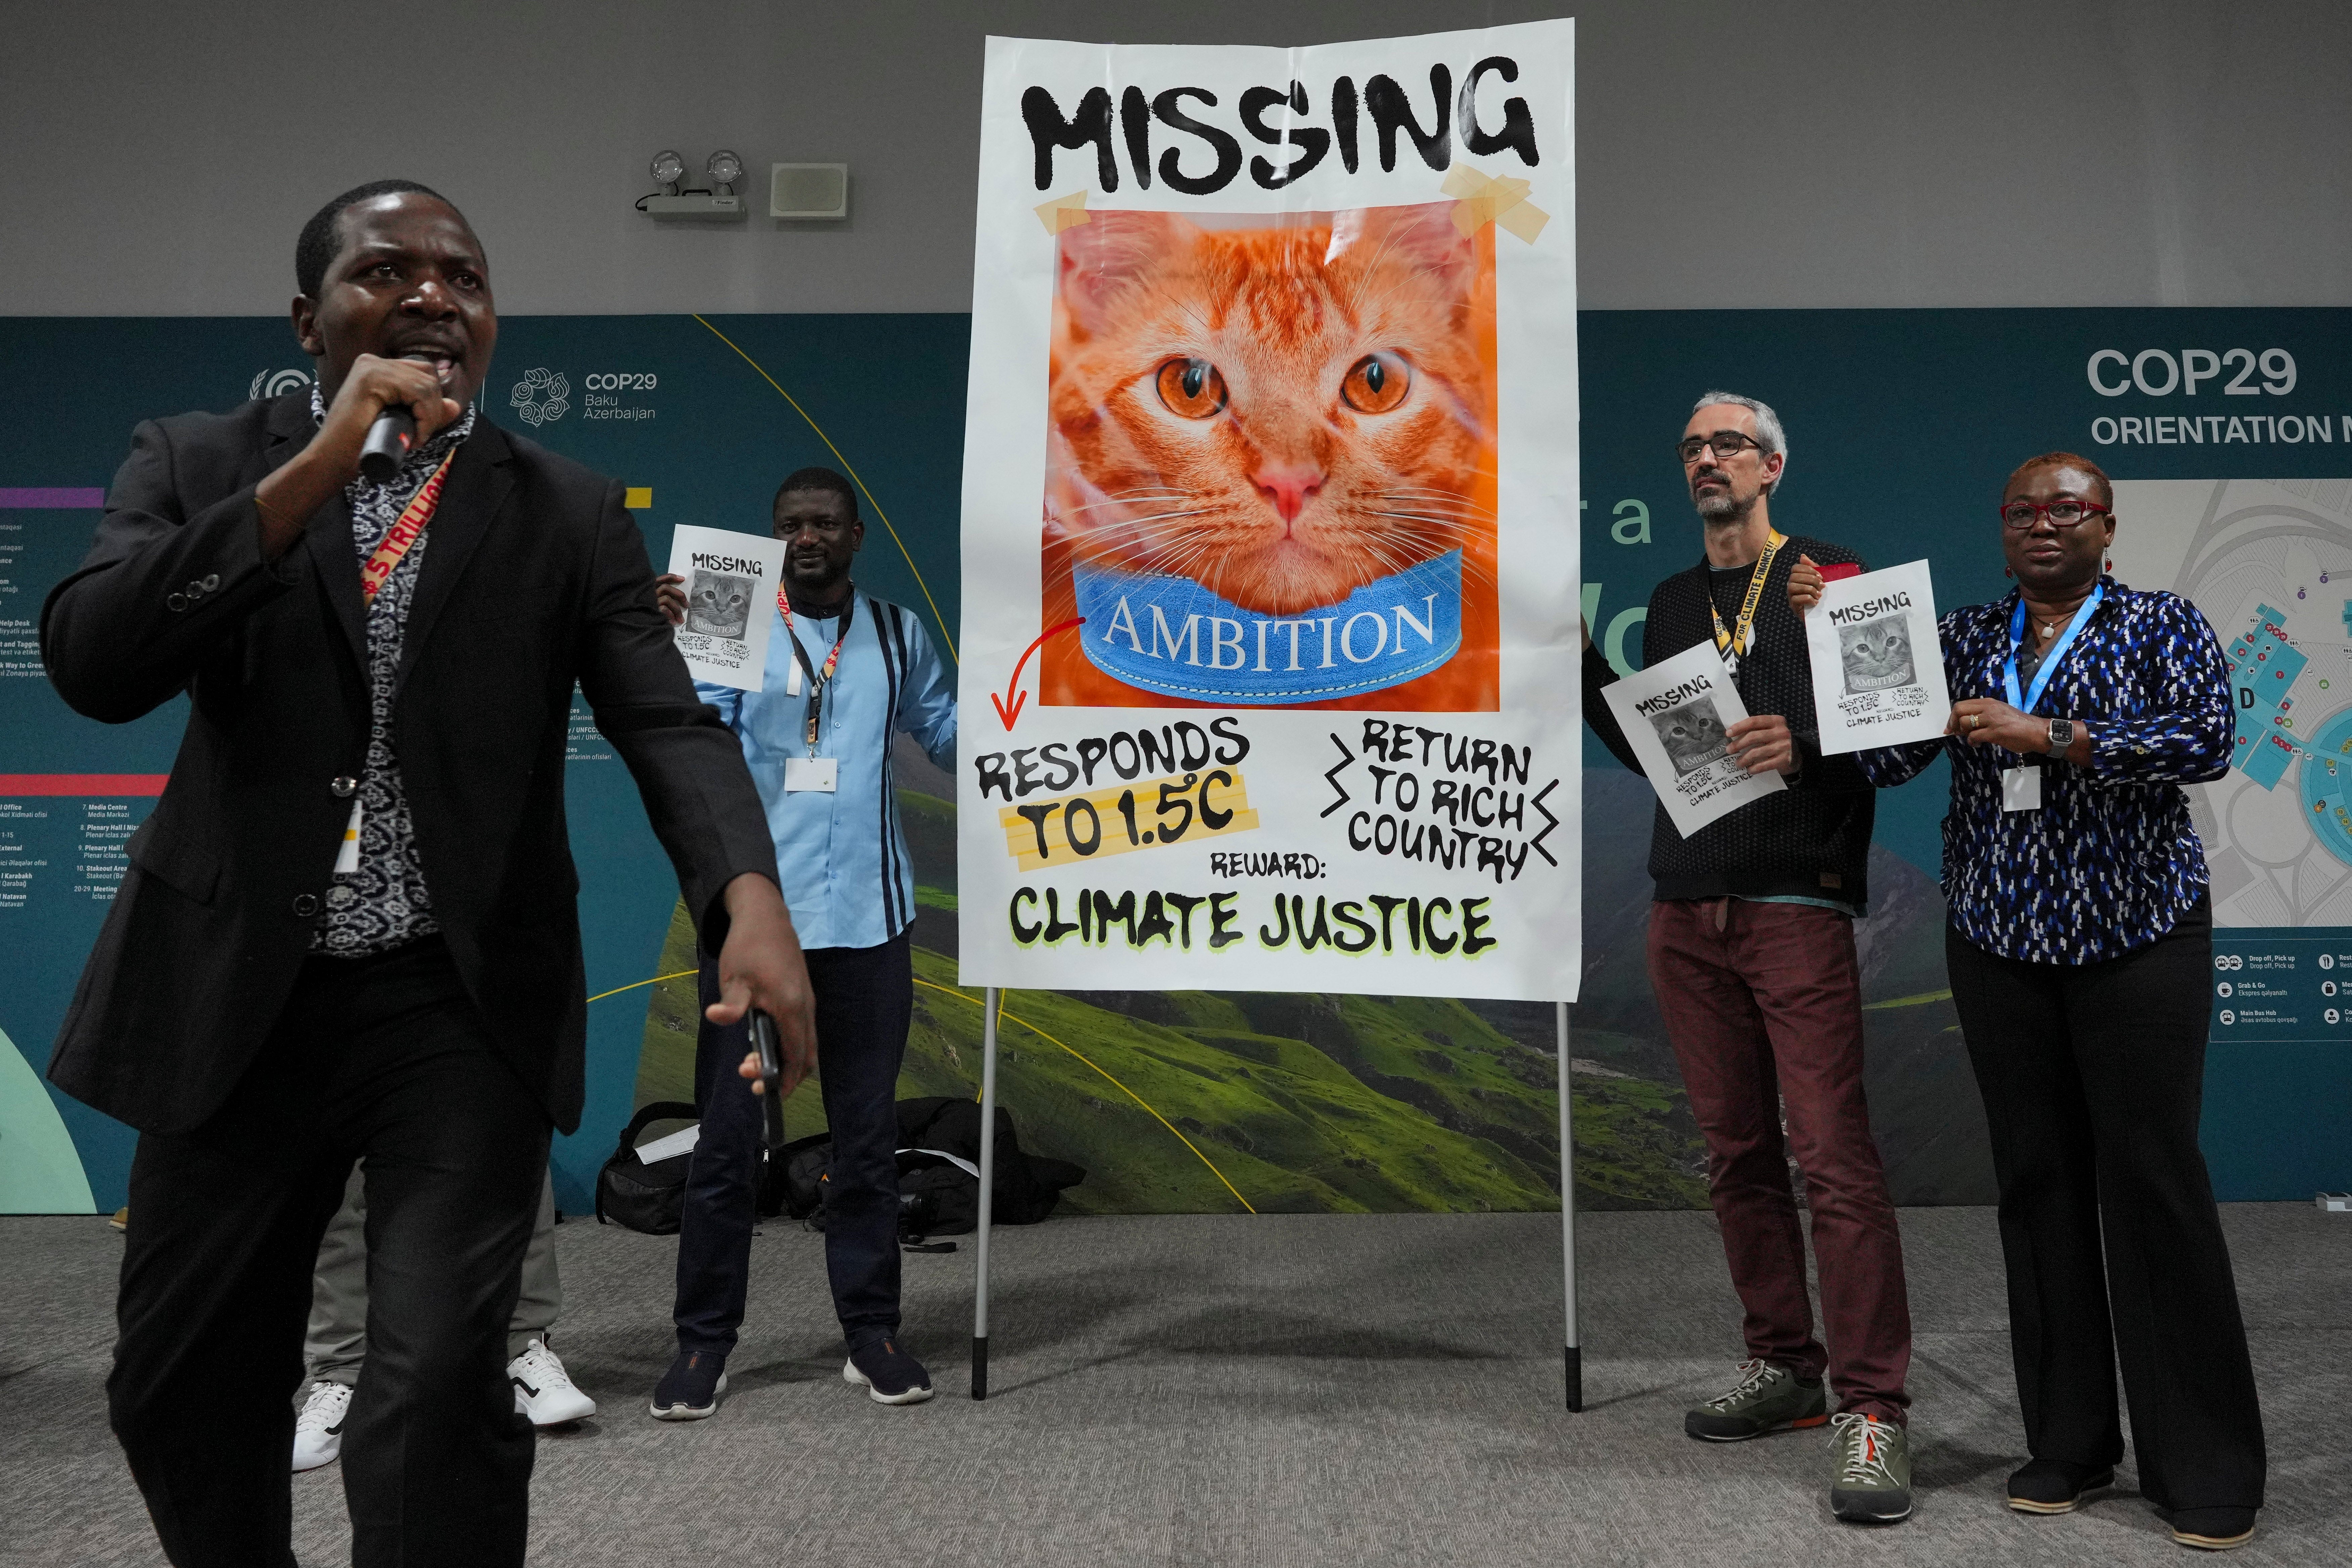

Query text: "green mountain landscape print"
[633, 744, 1996, 1213]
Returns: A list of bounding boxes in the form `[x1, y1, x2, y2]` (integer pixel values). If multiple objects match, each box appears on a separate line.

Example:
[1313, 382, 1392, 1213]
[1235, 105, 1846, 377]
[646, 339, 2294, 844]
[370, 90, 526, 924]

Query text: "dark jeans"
[1945, 903, 2265, 1511]
[110, 937, 549, 1568]
[1647, 898, 1913, 1422]
[674, 931, 913, 1355]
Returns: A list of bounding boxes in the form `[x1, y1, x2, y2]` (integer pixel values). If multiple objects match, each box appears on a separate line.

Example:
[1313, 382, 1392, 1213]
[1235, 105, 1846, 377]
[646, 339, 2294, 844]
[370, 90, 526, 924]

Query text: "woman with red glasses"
[1792, 452, 2264, 1551]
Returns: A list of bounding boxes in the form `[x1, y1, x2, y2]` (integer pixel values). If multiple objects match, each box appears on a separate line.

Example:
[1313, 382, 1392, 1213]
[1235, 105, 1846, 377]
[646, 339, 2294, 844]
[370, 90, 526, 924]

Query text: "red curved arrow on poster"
[992, 616, 1086, 730]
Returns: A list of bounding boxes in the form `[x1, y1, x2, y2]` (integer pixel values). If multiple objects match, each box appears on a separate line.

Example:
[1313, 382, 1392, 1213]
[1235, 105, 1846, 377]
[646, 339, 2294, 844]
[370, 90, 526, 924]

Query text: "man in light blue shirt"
[648, 467, 955, 1413]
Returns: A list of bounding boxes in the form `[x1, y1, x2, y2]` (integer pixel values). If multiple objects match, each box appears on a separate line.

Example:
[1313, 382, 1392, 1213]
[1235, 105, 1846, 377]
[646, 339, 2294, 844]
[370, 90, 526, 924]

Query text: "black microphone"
[749, 1010, 788, 1149]
[358, 352, 451, 481]
[357, 406, 416, 483]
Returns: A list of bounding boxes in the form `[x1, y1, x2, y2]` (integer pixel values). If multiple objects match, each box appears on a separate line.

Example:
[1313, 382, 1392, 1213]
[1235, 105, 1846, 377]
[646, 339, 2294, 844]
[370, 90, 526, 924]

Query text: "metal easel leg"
[972, 986, 1000, 1399]
[1557, 1000, 1582, 1412]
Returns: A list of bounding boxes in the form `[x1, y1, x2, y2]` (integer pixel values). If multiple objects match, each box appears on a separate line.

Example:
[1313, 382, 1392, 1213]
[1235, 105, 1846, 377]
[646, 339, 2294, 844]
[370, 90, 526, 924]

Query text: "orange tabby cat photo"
[1041, 202, 1500, 711]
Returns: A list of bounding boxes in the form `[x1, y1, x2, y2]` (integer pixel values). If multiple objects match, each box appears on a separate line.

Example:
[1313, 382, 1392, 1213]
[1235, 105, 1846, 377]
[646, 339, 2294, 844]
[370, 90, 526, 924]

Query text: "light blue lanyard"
[2003, 583, 2103, 714]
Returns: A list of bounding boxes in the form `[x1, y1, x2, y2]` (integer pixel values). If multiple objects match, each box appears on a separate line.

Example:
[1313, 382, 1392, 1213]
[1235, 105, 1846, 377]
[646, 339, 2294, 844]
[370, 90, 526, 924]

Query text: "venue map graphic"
[2119, 477, 2352, 923]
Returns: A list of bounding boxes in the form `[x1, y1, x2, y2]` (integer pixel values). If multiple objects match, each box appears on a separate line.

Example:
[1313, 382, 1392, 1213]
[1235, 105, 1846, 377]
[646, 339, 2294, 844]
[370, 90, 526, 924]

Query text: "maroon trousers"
[1647, 898, 1912, 1421]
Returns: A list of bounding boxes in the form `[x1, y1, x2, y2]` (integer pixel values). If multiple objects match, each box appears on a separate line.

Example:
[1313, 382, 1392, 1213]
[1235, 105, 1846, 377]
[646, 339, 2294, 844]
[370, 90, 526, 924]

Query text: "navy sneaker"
[2170, 1507, 2257, 1551]
[649, 1350, 727, 1421]
[2007, 1458, 2116, 1515]
[843, 1337, 934, 1405]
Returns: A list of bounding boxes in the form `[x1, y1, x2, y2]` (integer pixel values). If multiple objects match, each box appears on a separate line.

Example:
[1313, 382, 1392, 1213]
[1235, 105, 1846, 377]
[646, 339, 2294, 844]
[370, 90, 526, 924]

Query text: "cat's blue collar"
[1070, 550, 1465, 705]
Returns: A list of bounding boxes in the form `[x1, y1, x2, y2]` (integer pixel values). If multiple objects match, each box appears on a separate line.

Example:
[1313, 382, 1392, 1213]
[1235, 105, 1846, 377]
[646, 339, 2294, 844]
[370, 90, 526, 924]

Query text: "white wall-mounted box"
[771, 164, 848, 220]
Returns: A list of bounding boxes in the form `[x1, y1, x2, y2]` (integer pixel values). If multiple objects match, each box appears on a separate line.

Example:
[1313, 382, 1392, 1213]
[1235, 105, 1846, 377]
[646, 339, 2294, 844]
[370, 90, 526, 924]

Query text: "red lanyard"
[778, 585, 852, 684]
[357, 450, 456, 602]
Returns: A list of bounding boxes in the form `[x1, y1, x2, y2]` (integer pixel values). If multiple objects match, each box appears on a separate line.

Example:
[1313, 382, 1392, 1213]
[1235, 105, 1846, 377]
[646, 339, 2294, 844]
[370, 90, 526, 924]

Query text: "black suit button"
[292, 893, 321, 917]
[201, 573, 221, 591]
[166, 592, 187, 612]
[330, 776, 358, 798]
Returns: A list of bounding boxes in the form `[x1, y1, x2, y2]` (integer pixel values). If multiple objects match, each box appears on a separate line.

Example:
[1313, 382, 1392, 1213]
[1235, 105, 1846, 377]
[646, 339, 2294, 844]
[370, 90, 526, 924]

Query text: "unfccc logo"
[250, 368, 313, 399]
[510, 368, 571, 426]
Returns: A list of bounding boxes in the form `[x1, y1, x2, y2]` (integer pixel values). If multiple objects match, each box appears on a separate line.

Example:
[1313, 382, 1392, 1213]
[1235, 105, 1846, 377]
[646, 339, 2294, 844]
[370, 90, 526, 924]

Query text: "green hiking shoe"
[1684, 1359, 1830, 1441]
[1828, 1412, 1914, 1523]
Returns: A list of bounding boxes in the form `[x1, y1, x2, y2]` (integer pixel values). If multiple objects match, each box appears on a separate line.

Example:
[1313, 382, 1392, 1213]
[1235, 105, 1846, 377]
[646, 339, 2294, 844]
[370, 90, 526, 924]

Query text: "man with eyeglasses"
[1582, 393, 1916, 1525]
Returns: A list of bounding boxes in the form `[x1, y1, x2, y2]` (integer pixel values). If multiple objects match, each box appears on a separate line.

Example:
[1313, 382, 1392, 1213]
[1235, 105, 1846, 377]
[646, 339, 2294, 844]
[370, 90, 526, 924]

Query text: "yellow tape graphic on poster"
[1441, 165, 1551, 244]
[998, 769, 1259, 871]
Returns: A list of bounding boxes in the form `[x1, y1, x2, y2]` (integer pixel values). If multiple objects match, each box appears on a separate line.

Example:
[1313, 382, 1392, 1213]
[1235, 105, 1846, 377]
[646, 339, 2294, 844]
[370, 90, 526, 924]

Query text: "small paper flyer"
[1805, 559, 1950, 754]
[1603, 640, 1785, 837]
[665, 524, 789, 691]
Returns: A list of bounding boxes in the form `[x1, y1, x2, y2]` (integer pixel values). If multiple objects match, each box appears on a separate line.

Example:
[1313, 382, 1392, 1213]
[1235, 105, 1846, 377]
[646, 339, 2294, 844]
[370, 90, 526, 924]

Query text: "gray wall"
[3, 0, 2346, 316]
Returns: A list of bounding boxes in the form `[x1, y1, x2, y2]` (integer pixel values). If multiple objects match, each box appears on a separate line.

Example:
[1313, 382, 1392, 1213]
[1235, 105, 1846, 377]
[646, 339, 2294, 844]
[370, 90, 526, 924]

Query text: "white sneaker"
[292, 1380, 352, 1472]
[508, 1337, 596, 1426]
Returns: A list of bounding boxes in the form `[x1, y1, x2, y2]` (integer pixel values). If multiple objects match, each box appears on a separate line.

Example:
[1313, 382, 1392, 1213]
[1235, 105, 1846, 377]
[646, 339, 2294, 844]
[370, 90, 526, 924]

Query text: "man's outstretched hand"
[707, 873, 817, 1097]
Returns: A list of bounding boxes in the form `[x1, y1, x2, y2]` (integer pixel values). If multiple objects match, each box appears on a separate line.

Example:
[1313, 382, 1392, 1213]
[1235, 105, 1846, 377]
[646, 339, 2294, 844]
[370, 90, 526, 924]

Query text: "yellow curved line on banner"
[586, 970, 697, 1005]
[1862, 988, 1954, 1011]
[911, 976, 1256, 1214]
[690, 314, 958, 663]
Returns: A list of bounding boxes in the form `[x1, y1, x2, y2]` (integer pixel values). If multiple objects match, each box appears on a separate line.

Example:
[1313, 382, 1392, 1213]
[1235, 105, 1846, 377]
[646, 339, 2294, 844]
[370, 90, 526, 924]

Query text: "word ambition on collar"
[1072, 551, 1462, 705]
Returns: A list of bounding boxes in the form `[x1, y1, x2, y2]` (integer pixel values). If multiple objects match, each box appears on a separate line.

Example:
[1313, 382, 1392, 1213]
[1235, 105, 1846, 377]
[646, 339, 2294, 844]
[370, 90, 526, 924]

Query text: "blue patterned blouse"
[1858, 577, 2231, 964]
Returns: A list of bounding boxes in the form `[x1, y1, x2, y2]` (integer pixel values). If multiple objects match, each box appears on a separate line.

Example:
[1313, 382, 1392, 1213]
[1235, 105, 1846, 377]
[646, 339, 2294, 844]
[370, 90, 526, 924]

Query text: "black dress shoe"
[2169, 1506, 2257, 1550]
[2006, 1458, 2116, 1514]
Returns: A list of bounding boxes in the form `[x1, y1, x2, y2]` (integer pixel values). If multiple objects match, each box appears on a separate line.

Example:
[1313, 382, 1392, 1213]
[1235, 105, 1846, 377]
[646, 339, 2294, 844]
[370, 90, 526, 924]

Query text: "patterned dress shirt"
[308, 388, 477, 956]
[1857, 577, 2231, 965]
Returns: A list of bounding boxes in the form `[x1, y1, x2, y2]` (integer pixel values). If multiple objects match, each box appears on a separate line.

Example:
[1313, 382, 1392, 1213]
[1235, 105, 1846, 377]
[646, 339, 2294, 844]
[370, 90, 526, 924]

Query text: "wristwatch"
[2045, 717, 2076, 757]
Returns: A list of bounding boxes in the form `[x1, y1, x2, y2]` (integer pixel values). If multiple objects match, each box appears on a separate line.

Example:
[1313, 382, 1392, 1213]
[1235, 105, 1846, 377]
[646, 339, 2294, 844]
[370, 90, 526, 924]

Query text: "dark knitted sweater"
[1584, 533, 1876, 907]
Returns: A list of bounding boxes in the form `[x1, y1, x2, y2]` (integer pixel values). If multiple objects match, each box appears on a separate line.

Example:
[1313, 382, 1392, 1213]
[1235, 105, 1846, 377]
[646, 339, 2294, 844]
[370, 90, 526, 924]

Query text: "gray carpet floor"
[2, 1203, 2344, 1566]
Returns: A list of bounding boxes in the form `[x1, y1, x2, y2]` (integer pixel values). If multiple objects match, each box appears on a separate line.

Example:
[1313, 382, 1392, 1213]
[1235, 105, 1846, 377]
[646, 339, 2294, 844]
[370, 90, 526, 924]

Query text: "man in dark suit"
[40, 179, 818, 1568]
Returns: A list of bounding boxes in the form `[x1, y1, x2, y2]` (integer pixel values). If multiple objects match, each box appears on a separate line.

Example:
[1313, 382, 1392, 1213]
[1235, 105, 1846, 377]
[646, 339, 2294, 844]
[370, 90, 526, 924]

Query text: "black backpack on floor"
[595, 1101, 698, 1235]
[782, 1097, 1085, 1237]
[595, 1101, 793, 1234]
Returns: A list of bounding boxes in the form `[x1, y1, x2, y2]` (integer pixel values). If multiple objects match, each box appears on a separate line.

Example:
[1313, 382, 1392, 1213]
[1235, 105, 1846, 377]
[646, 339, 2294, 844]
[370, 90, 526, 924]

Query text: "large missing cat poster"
[957, 21, 1581, 1001]
[1803, 559, 1951, 753]
[1600, 641, 1785, 838]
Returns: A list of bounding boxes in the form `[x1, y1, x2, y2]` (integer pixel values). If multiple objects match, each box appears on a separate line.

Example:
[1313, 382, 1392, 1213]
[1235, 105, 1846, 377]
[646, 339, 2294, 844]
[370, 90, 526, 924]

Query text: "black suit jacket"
[41, 393, 779, 1136]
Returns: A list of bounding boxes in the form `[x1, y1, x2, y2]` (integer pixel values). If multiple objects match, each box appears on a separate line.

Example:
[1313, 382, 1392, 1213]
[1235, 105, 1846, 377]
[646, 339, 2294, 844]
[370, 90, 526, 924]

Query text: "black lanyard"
[781, 592, 855, 757]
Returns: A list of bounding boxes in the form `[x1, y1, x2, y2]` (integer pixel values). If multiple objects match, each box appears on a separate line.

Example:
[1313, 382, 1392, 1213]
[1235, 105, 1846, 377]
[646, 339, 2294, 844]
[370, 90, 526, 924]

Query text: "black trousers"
[674, 931, 912, 1355]
[1945, 905, 2265, 1512]
[110, 937, 550, 1568]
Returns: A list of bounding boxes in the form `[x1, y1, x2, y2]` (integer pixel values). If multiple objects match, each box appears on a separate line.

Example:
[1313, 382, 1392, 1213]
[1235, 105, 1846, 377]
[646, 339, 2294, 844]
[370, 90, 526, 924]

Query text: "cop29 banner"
[8, 306, 2349, 1216]
[955, 22, 1582, 1001]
